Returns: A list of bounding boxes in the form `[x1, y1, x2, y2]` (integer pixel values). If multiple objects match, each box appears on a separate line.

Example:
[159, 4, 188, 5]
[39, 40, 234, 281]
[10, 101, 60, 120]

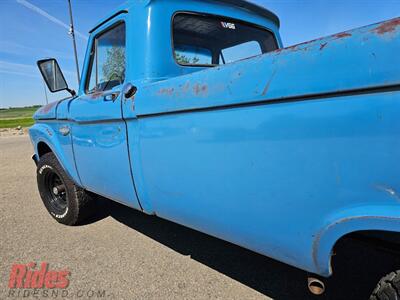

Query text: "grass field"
[0, 106, 41, 128]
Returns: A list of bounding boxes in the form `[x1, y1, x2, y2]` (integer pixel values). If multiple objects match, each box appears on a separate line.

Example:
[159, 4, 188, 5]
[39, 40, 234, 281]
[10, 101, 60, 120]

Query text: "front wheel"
[370, 271, 400, 300]
[37, 152, 95, 225]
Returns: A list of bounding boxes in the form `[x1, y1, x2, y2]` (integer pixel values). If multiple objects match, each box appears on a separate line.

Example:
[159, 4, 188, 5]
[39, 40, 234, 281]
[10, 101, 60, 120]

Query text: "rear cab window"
[172, 13, 278, 67]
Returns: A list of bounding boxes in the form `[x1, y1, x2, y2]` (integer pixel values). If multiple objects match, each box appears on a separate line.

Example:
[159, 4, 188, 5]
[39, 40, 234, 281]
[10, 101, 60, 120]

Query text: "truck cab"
[33, 0, 281, 209]
[30, 0, 400, 297]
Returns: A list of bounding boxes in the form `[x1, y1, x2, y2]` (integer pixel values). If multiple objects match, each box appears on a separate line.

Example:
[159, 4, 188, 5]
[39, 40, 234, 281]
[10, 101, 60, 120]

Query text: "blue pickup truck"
[30, 0, 400, 298]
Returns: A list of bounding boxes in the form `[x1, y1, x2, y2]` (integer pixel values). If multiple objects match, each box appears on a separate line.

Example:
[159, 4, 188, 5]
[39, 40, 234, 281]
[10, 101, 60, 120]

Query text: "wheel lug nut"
[53, 185, 65, 195]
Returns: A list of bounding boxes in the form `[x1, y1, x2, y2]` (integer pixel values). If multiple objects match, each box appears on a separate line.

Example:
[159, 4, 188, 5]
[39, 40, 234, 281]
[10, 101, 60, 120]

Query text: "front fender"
[313, 205, 400, 276]
[29, 122, 82, 187]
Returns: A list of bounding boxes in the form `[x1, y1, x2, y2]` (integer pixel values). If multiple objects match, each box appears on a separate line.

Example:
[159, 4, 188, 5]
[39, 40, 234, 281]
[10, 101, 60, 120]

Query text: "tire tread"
[37, 152, 95, 225]
[370, 271, 400, 300]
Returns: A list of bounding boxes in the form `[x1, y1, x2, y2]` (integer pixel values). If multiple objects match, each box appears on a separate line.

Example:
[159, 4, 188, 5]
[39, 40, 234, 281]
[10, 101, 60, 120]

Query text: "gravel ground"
[1, 136, 399, 300]
[0, 127, 28, 137]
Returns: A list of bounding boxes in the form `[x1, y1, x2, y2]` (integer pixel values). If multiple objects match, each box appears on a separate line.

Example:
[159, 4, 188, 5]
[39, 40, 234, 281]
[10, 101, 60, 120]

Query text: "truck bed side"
[129, 18, 400, 276]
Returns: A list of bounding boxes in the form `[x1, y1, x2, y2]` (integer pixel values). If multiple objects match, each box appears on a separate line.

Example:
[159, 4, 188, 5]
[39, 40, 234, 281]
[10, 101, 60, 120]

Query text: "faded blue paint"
[136, 19, 400, 116]
[29, 121, 82, 186]
[29, 0, 400, 278]
[132, 90, 400, 276]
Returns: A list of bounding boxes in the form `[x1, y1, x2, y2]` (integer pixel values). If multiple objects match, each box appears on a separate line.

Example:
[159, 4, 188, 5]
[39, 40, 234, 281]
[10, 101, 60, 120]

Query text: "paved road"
[1, 136, 398, 300]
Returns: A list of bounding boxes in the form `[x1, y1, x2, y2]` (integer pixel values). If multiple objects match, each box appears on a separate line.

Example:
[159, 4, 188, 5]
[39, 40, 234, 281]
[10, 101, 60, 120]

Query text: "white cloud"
[0, 41, 74, 60]
[16, 0, 88, 41]
[0, 61, 39, 78]
[0, 60, 75, 79]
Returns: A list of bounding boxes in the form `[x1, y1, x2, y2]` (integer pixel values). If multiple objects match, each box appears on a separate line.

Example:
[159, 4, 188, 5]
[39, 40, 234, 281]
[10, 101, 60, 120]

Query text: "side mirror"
[37, 58, 75, 96]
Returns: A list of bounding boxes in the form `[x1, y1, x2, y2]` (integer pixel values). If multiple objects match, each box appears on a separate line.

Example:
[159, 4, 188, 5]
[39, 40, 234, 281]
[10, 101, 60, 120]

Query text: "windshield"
[173, 13, 278, 66]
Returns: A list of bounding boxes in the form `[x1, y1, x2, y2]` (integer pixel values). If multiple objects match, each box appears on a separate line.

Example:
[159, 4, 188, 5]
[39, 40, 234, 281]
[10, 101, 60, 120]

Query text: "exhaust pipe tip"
[308, 277, 325, 295]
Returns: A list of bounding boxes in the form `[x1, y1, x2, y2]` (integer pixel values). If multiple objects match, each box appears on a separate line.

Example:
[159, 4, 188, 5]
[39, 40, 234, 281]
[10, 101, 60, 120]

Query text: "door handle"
[103, 92, 120, 102]
[123, 83, 137, 99]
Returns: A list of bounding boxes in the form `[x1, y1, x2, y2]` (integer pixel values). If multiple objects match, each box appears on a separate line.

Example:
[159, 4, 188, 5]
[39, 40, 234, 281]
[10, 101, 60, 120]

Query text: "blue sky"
[0, 0, 399, 108]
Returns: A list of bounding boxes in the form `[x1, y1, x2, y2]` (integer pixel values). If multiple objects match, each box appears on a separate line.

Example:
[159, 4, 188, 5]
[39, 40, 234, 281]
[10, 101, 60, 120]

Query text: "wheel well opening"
[37, 142, 52, 157]
[333, 230, 400, 260]
[327, 230, 400, 298]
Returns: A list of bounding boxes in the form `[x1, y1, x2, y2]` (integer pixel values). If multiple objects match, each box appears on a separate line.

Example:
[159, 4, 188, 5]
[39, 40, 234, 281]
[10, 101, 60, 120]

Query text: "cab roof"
[89, 0, 280, 34]
[212, 0, 279, 27]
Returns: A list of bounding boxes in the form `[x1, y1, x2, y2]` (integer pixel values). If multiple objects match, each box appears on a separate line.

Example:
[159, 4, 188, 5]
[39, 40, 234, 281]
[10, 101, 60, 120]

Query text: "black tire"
[37, 152, 94, 225]
[370, 271, 400, 300]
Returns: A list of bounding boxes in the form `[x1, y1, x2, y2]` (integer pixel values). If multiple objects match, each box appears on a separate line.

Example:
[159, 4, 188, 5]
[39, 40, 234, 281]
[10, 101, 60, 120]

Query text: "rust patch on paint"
[40, 101, 58, 114]
[372, 18, 400, 35]
[272, 44, 298, 55]
[272, 37, 323, 55]
[129, 94, 136, 111]
[158, 88, 174, 96]
[332, 32, 352, 40]
[182, 82, 190, 93]
[193, 84, 208, 95]
[272, 28, 355, 57]
[286, 45, 300, 52]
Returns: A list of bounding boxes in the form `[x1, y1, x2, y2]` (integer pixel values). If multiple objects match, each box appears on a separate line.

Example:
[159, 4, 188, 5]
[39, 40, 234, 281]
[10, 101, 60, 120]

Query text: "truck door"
[69, 16, 141, 210]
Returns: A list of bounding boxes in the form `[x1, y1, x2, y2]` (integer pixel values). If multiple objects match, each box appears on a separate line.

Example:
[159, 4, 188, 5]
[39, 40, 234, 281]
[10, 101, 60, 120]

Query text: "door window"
[86, 22, 126, 93]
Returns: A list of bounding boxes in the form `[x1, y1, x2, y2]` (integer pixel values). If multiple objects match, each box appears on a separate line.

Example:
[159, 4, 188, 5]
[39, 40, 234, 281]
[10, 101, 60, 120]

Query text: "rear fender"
[313, 205, 400, 276]
[29, 122, 82, 186]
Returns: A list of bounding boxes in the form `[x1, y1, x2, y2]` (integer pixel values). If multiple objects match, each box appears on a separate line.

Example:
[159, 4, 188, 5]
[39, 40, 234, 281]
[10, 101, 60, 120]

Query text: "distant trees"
[175, 52, 200, 64]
